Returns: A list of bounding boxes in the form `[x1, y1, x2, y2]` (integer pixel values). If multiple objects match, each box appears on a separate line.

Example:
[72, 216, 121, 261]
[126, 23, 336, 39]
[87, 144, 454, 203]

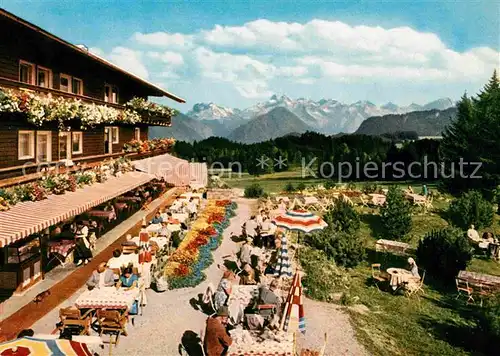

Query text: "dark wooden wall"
[0, 113, 149, 169]
[0, 15, 153, 103]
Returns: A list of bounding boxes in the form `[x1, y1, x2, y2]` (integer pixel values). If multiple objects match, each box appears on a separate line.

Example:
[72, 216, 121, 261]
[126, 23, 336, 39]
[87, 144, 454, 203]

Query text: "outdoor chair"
[455, 278, 474, 303]
[96, 309, 128, 346]
[478, 283, 493, 307]
[58, 307, 93, 336]
[370, 264, 389, 290]
[404, 270, 426, 298]
[360, 196, 369, 207]
[424, 196, 434, 210]
[202, 283, 217, 316]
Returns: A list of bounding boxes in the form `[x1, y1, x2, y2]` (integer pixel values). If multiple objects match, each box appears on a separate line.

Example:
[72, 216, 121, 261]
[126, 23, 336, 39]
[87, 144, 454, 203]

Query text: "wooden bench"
[375, 239, 414, 255]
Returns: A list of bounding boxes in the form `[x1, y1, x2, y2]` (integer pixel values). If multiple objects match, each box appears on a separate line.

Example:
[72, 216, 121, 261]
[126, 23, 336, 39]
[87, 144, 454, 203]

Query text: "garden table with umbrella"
[272, 210, 328, 277]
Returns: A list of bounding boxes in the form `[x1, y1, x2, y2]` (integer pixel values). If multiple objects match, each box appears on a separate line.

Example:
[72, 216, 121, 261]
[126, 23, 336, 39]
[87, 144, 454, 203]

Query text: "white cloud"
[108, 47, 149, 79]
[91, 19, 499, 104]
[147, 51, 184, 66]
[132, 32, 193, 49]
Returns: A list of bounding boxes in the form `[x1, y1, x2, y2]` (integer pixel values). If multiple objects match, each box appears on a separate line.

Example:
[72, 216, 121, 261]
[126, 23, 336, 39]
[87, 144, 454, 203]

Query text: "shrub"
[362, 182, 378, 194]
[284, 182, 295, 193]
[298, 248, 350, 301]
[346, 182, 357, 190]
[244, 183, 264, 198]
[380, 186, 412, 240]
[324, 180, 336, 190]
[479, 293, 500, 343]
[416, 227, 473, 281]
[325, 199, 360, 233]
[296, 182, 307, 191]
[307, 229, 366, 268]
[447, 190, 494, 230]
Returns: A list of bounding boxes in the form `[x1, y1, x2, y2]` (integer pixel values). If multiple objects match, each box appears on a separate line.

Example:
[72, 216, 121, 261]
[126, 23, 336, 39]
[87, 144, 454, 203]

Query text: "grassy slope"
[237, 171, 500, 355]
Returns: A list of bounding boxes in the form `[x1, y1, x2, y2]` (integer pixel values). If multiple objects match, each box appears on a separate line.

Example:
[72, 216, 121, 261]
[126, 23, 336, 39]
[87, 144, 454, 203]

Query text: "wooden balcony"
[0, 77, 172, 126]
[0, 76, 124, 109]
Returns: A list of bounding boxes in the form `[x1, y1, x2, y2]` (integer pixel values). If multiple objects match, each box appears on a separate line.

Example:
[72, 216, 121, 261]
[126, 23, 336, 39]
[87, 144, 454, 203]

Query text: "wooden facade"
[0, 9, 184, 181]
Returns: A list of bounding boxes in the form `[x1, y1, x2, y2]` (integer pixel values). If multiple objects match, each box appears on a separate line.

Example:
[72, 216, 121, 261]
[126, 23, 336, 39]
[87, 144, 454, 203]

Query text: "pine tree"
[380, 186, 412, 240]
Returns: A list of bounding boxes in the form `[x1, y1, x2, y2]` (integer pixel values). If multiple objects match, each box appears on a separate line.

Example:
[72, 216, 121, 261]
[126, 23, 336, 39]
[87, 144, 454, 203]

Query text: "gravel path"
[31, 198, 367, 355]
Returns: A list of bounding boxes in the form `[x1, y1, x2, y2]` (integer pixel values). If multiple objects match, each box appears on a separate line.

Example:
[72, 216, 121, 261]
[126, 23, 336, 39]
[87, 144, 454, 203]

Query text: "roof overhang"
[0, 8, 186, 104]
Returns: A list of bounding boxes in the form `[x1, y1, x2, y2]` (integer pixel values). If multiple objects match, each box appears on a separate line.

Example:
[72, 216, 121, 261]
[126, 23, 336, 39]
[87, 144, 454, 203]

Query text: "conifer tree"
[380, 186, 412, 240]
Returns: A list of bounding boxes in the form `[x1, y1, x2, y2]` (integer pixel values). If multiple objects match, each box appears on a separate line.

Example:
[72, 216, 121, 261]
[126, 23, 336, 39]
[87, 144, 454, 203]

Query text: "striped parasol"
[272, 210, 327, 234]
[281, 272, 306, 334]
[274, 233, 293, 278]
[0, 336, 92, 355]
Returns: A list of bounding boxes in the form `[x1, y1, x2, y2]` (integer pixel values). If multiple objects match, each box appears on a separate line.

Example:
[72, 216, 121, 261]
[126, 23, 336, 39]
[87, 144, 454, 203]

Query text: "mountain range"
[150, 95, 456, 142]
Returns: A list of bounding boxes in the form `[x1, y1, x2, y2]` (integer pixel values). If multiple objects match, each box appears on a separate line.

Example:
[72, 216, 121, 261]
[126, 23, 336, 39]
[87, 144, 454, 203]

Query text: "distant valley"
[150, 95, 456, 142]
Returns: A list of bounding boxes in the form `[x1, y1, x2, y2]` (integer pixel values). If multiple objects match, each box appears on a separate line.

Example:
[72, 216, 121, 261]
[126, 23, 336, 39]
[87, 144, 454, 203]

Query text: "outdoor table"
[180, 192, 203, 200]
[146, 224, 161, 233]
[47, 240, 75, 266]
[387, 268, 414, 288]
[458, 271, 500, 289]
[75, 287, 139, 310]
[167, 223, 181, 232]
[369, 193, 386, 206]
[228, 285, 259, 325]
[276, 196, 290, 203]
[172, 213, 189, 223]
[87, 210, 116, 222]
[406, 193, 426, 204]
[303, 196, 319, 205]
[376, 239, 412, 255]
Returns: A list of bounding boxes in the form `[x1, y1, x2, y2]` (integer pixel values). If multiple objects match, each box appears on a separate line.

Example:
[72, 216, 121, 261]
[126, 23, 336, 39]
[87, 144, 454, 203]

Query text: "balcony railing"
[0, 76, 124, 109]
[0, 77, 175, 127]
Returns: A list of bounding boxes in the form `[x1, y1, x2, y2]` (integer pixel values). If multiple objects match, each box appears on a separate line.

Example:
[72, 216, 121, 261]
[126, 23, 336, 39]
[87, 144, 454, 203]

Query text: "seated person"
[467, 224, 481, 243]
[116, 267, 138, 291]
[116, 267, 140, 315]
[107, 249, 125, 280]
[151, 211, 163, 225]
[239, 264, 257, 285]
[245, 216, 258, 238]
[86, 262, 115, 289]
[204, 306, 232, 356]
[158, 220, 172, 239]
[407, 257, 421, 279]
[239, 237, 253, 266]
[187, 197, 198, 218]
[257, 279, 281, 319]
[214, 270, 236, 312]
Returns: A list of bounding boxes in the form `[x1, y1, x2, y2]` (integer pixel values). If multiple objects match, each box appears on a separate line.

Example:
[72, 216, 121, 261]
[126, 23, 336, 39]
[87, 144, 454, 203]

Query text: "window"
[111, 127, 119, 143]
[18, 130, 35, 160]
[19, 61, 35, 85]
[37, 67, 52, 88]
[36, 131, 52, 162]
[134, 127, 141, 141]
[71, 78, 83, 95]
[72, 132, 83, 154]
[104, 84, 118, 103]
[60, 74, 71, 92]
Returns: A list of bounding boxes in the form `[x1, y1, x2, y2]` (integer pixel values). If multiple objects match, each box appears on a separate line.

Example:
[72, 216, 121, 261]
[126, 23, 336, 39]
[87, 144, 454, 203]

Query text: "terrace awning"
[0, 171, 154, 247]
[134, 153, 190, 186]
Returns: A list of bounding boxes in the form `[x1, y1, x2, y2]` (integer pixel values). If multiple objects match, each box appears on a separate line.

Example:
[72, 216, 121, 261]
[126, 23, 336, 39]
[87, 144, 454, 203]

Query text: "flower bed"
[0, 86, 176, 129]
[123, 138, 175, 153]
[0, 157, 134, 210]
[165, 200, 237, 289]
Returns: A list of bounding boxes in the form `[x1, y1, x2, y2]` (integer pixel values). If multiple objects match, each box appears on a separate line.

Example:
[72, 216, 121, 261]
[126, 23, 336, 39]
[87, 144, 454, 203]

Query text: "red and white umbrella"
[272, 210, 327, 234]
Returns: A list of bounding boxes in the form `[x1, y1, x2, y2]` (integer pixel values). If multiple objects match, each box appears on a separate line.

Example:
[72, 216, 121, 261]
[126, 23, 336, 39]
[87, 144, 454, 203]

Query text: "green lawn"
[240, 173, 500, 355]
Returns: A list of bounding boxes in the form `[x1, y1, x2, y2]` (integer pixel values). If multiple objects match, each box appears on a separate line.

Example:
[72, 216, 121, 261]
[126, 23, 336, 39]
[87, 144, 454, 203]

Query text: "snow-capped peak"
[187, 102, 237, 120]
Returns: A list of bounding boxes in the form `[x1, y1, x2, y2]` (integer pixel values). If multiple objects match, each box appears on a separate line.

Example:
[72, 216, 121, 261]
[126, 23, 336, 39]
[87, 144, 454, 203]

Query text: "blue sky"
[3, 0, 499, 111]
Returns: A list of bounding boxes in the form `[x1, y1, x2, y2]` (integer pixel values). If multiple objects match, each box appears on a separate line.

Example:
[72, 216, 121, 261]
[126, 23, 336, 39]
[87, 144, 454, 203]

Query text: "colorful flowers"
[0, 86, 176, 129]
[164, 200, 237, 289]
[0, 157, 135, 210]
[123, 138, 175, 153]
